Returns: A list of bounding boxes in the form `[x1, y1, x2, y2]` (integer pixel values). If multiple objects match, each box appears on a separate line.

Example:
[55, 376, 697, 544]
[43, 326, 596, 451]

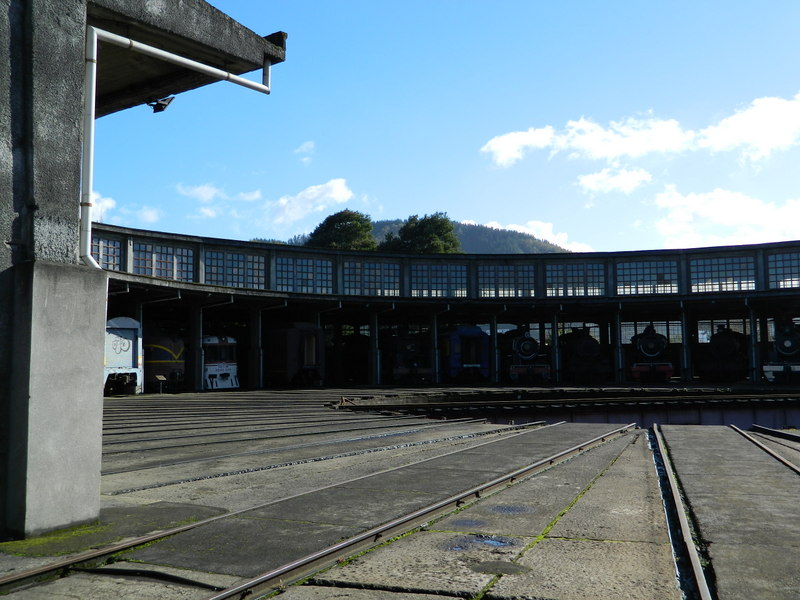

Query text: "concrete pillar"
[190, 304, 204, 391]
[552, 314, 561, 383]
[370, 312, 380, 385]
[1, 0, 112, 538]
[249, 307, 263, 389]
[431, 313, 440, 384]
[489, 316, 499, 384]
[7, 262, 108, 537]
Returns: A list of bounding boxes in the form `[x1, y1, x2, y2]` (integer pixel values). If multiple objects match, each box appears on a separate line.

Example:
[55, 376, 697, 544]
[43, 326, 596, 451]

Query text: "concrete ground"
[2, 390, 798, 599]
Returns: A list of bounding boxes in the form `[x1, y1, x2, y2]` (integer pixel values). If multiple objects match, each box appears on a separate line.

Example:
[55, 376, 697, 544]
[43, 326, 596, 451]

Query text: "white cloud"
[654, 185, 800, 248]
[176, 183, 225, 203]
[460, 219, 592, 251]
[481, 117, 692, 167]
[475, 220, 590, 252]
[138, 207, 161, 224]
[267, 178, 354, 225]
[480, 126, 555, 167]
[505, 221, 593, 252]
[482, 90, 800, 167]
[91, 191, 116, 222]
[238, 189, 262, 202]
[197, 207, 217, 219]
[294, 141, 316, 154]
[559, 117, 694, 162]
[698, 92, 800, 161]
[577, 167, 652, 194]
[294, 140, 316, 165]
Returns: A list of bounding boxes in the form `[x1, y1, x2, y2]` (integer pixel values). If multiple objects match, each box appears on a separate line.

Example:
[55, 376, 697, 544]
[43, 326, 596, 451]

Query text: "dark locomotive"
[441, 325, 490, 383]
[763, 319, 800, 382]
[499, 327, 550, 383]
[559, 327, 612, 384]
[630, 323, 673, 382]
[696, 325, 749, 382]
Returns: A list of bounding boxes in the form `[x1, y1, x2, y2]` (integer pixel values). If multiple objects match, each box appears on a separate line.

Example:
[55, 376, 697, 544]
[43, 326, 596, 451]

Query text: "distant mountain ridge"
[259, 219, 568, 254]
[372, 219, 567, 254]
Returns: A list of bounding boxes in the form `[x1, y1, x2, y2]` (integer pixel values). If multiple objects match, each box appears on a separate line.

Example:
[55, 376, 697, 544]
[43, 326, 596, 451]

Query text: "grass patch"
[0, 521, 112, 557]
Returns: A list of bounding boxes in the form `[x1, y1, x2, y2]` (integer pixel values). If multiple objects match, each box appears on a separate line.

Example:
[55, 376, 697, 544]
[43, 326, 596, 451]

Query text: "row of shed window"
[91, 238, 800, 297]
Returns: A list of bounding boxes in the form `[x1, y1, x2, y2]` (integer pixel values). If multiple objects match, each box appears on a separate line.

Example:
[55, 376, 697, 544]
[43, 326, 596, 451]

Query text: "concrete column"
[190, 304, 204, 391]
[431, 313, 440, 384]
[1, 0, 106, 538]
[680, 304, 692, 382]
[7, 262, 108, 537]
[552, 313, 561, 383]
[249, 307, 263, 388]
[489, 316, 499, 384]
[370, 312, 380, 385]
[748, 305, 759, 383]
[613, 309, 624, 384]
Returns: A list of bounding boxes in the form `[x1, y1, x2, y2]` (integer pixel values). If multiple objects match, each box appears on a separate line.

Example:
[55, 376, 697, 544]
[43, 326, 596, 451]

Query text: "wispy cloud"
[480, 127, 554, 167]
[91, 191, 116, 222]
[294, 140, 316, 166]
[238, 189, 262, 202]
[577, 167, 652, 194]
[176, 183, 225, 203]
[266, 178, 354, 225]
[138, 206, 161, 224]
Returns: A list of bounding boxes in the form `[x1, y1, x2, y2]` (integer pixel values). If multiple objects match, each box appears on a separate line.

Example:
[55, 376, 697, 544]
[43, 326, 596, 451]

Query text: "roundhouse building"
[94, 222, 800, 391]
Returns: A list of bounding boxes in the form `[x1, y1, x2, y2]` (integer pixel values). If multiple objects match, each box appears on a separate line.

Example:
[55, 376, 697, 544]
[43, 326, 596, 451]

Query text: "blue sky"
[94, 1, 800, 252]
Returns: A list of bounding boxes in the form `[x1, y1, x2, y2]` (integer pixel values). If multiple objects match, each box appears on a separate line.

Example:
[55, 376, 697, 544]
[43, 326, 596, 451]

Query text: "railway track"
[655, 423, 800, 600]
[733, 424, 800, 475]
[0, 422, 632, 598]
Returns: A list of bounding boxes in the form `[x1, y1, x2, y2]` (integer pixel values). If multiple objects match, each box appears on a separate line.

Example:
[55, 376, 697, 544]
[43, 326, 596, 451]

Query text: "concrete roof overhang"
[87, 0, 286, 117]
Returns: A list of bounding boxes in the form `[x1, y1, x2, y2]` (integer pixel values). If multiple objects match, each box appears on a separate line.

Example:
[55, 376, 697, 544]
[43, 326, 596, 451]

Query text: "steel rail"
[730, 425, 800, 475]
[101, 416, 476, 450]
[202, 423, 635, 600]
[750, 424, 800, 443]
[100, 422, 519, 479]
[652, 424, 713, 600]
[0, 421, 545, 593]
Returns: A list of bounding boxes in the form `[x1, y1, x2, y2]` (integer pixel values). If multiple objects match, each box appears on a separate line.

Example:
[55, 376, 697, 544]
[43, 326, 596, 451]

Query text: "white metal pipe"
[79, 26, 274, 269]
[80, 26, 100, 268]
[94, 28, 271, 95]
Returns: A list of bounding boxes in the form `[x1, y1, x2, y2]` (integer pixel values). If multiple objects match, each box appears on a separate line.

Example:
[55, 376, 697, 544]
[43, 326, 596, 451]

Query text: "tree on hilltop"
[304, 210, 377, 251]
[378, 212, 461, 254]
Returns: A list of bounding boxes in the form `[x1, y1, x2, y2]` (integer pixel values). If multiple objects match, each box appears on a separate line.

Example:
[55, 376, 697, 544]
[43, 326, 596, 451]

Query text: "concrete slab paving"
[124, 516, 357, 577]
[278, 586, 457, 599]
[434, 436, 632, 537]
[307, 432, 682, 600]
[102, 432, 513, 512]
[548, 434, 669, 544]
[4, 571, 206, 599]
[679, 491, 800, 545]
[660, 425, 800, 599]
[486, 538, 679, 600]
[243, 485, 438, 526]
[708, 543, 800, 600]
[100, 424, 516, 495]
[0, 501, 225, 569]
[312, 530, 530, 597]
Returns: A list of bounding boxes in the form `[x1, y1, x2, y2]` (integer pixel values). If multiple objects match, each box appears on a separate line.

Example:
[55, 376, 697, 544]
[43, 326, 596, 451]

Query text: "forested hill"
[371, 220, 568, 254]
[258, 219, 568, 254]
